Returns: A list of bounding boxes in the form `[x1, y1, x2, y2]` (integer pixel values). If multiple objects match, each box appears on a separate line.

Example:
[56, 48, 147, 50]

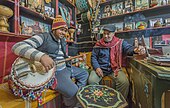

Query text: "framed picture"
[165, 18, 170, 26]
[19, 0, 26, 7]
[168, 0, 170, 4]
[159, 0, 167, 5]
[27, 0, 44, 13]
[124, 0, 134, 13]
[102, 13, 108, 18]
[135, 0, 149, 10]
[150, 0, 159, 7]
[104, 5, 111, 13]
[152, 36, 162, 46]
[149, 18, 163, 28]
[20, 16, 51, 35]
[114, 22, 123, 32]
[136, 21, 147, 29]
[111, 4, 117, 15]
[45, 6, 54, 18]
[124, 22, 135, 30]
[111, 2, 123, 15]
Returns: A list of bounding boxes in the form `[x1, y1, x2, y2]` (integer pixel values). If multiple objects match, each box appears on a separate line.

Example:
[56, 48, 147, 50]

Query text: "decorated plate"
[136, 21, 147, 29]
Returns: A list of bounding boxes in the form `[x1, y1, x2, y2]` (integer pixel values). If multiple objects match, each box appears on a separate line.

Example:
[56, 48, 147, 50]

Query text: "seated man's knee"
[84, 70, 89, 79]
[88, 70, 100, 84]
[118, 71, 129, 86]
[126, 78, 129, 86]
[119, 76, 129, 87]
[58, 83, 78, 98]
[64, 87, 78, 98]
[123, 75, 129, 86]
[88, 78, 96, 84]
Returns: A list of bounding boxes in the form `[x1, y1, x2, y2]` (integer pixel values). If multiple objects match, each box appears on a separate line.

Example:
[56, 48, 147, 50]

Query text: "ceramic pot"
[0, 5, 13, 32]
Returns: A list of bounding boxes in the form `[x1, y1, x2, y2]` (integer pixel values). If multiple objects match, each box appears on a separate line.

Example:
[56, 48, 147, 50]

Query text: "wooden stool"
[101, 76, 114, 88]
[77, 85, 128, 108]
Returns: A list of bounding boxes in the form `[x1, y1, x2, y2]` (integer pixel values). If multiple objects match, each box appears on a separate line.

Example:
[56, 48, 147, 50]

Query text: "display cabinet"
[0, 0, 77, 83]
[99, 1, 170, 108]
[58, 0, 76, 42]
[99, 1, 170, 38]
[98, 0, 170, 53]
[127, 58, 170, 108]
[0, 0, 76, 38]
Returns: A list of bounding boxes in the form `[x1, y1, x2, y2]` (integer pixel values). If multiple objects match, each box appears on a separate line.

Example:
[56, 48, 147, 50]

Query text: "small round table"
[77, 85, 128, 108]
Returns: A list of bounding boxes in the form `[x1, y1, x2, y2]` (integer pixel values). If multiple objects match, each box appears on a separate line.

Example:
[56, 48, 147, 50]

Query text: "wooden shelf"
[5, 0, 15, 4]
[0, 31, 76, 41]
[0, 0, 15, 12]
[0, 32, 27, 42]
[115, 26, 170, 38]
[99, 0, 113, 6]
[0, 0, 15, 5]
[0, 32, 30, 39]
[59, 0, 75, 8]
[100, 5, 170, 21]
[0, 31, 15, 37]
[20, 6, 54, 24]
[66, 0, 75, 7]
[18, 34, 32, 38]
[7, 0, 15, 3]
[116, 26, 170, 33]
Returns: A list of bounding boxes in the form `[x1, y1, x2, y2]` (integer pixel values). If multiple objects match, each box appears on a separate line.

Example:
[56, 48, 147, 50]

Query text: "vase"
[0, 5, 13, 32]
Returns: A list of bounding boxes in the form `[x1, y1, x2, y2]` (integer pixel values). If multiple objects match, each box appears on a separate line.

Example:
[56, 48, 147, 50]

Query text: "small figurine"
[21, 22, 25, 34]
[160, 0, 167, 5]
[137, 23, 146, 29]
[154, 20, 162, 27]
[124, 25, 132, 31]
[68, 28, 75, 41]
[124, 0, 134, 13]
[104, 5, 111, 17]
[150, 0, 158, 7]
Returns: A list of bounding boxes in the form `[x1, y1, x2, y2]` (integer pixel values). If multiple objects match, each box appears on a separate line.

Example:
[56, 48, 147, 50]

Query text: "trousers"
[88, 69, 129, 99]
[55, 66, 89, 107]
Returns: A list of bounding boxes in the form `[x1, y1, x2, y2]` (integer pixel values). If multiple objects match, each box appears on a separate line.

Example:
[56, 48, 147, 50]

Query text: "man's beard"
[104, 38, 112, 42]
[59, 35, 64, 39]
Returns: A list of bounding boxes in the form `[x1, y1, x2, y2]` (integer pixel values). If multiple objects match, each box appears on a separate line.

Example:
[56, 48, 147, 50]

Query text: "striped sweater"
[12, 32, 67, 70]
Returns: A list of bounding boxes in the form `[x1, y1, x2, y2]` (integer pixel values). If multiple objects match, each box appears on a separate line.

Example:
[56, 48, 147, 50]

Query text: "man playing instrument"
[88, 24, 145, 99]
[12, 15, 89, 108]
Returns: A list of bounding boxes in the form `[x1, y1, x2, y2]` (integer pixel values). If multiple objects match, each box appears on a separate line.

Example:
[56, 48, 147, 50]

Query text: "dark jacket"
[91, 40, 134, 73]
[38, 32, 71, 67]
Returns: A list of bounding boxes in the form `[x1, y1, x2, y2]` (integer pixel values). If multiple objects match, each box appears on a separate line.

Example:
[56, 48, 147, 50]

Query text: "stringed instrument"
[5, 54, 86, 103]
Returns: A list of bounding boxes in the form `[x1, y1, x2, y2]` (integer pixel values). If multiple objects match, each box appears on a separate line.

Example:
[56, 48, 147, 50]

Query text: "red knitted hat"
[52, 15, 68, 30]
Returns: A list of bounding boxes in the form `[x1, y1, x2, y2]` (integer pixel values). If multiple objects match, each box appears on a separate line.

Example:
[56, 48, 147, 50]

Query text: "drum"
[77, 85, 128, 108]
[77, 11, 91, 23]
[8, 58, 56, 104]
[76, 0, 92, 13]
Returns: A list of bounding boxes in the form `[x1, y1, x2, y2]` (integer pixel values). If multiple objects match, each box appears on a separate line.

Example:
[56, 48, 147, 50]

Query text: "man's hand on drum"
[40, 54, 55, 72]
[96, 68, 103, 77]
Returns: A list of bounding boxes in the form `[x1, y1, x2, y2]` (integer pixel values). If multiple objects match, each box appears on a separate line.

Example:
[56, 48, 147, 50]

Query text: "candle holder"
[68, 28, 75, 41]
